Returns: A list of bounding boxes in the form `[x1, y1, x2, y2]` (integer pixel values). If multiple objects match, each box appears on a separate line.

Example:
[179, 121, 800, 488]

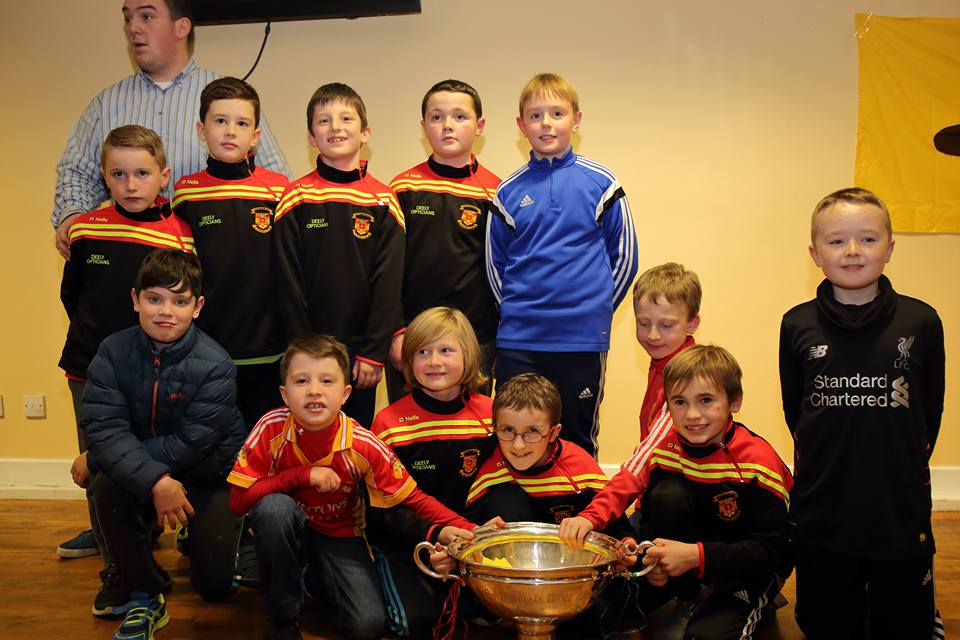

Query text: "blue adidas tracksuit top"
[485, 148, 638, 352]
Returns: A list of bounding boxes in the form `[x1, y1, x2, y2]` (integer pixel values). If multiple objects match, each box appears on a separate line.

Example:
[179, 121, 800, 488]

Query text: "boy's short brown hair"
[200, 77, 261, 126]
[663, 344, 743, 403]
[307, 82, 368, 129]
[518, 73, 579, 117]
[134, 248, 202, 297]
[811, 187, 892, 242]
[400, 307, 487, 394]
[632, 262, 702, 318]
[493, 373, 562, 426]
[421, 79, 483, 118]
[279, 335, 351, 385]
[101, 125, 167, 170]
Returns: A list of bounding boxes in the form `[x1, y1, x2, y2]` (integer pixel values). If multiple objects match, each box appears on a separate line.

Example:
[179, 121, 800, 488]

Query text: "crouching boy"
[227, 335, 475, 640]
[561, 345, 792, 640]
[82, 248, 246, 640]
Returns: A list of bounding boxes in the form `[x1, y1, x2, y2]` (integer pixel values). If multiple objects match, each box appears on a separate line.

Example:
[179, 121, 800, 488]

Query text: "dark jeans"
[794, 541, 937, 639]
[385, 337, 496, 404]
[342, 351, 379, 428]
[250, 493, 386, 639]
[67, 378, 112, 564]
[494, 349, 606, 458]
[92, 473, 241, 601]
[235, 359, 284, 432]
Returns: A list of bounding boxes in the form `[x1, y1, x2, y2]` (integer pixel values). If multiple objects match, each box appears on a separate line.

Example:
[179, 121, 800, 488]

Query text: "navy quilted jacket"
[81, 324, 245, 500]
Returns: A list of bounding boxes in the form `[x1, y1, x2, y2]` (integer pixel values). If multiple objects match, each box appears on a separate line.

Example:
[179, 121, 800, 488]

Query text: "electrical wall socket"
[23, 394, 46, 419]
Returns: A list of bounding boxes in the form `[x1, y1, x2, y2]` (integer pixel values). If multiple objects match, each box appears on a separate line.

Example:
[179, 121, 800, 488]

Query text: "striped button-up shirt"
[52, 59, 291, 226]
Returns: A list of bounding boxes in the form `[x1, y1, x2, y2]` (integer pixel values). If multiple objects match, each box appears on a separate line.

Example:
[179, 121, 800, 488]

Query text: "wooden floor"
[1, 500, 956, 639]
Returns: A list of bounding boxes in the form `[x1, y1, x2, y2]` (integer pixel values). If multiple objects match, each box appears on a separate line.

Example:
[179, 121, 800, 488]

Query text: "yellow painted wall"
[0, 1, 956, 469]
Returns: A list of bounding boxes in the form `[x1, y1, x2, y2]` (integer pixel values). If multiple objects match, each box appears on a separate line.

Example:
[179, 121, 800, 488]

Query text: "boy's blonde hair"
[811, 187, 892, 243]
[401, 307, 487, 394]
[279, 335, 350, 386]
[663, 344, 742, 403]
[632, 262, 702, 318]
[101, 125, 167, 170]
[518, 73, 579, 116]
[493, 373, 562, 426]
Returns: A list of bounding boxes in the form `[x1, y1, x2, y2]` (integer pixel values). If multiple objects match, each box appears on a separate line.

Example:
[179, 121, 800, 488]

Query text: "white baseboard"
[2, 458, 958, 510]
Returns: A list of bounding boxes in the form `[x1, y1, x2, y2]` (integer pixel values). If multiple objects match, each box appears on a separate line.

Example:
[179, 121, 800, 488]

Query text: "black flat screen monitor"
[193, 1, 422, 25]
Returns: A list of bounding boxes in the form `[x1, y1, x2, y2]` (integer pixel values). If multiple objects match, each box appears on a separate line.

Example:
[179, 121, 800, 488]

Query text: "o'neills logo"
[352, 212, 374, 239]
[457, 204, 481, 230]
[809, 374, 910, 409]
[251, 207, 273, 233]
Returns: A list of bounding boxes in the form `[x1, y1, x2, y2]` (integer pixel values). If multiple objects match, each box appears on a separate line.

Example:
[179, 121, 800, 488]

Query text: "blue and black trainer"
[57, 529, 100, 559]
[112, 593, 169, 640]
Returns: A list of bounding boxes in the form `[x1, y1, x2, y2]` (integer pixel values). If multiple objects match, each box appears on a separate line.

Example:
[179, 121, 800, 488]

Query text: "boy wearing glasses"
[452, 373, 638, 636]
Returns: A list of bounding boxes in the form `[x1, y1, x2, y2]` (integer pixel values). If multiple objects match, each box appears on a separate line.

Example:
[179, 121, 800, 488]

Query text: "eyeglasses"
[494, 428, 551, 443]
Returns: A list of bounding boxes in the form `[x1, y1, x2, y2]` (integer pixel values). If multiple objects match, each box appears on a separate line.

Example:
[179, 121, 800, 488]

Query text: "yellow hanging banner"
[855, 13, 960, 233]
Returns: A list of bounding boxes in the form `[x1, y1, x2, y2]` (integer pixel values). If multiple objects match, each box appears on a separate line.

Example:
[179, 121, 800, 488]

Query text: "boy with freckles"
[779, 187, 945, 638]
[273, 83, 404, 429]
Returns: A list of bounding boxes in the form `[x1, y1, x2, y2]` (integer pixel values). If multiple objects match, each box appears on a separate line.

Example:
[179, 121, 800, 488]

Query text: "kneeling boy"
[561, 345, 792, 640]
[227, 335, 474, 640]
[83, 249, 246, 640]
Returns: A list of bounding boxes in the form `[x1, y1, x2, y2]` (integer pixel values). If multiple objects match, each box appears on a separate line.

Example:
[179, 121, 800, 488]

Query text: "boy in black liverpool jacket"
[779, 188, 945, 639]
[81, 249, 246, 640]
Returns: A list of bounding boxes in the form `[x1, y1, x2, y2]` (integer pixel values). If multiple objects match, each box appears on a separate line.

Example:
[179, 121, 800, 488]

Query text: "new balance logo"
[890, 376, 910, 409]
[519, 194, 534, 208]
[578, 387, 594, 400]
[808, 345, 828, 359]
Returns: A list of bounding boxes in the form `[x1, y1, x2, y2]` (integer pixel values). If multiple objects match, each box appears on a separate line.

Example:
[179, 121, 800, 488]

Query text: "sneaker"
[264, 618, 302, 640]
[174, 524, 190, 556]
[112, 593, 169, 640]
[57, 529, 100, 559]
[93, 566, 137, 617]
[235, 541, 260, 588]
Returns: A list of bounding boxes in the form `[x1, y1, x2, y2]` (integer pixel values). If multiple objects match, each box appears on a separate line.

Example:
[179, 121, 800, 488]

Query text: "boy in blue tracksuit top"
[485, 72, 638, 458]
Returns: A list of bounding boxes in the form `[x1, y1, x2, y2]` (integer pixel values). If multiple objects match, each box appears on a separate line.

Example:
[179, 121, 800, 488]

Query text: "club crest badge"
[549, 504, 575, 524]
[237, 448, 248, 468]
[457, 204, 481, 230]
[251, 206, 273, 233]
[352, 212, 374, 239]
[392, 458, 405, 480]
[459, 448, 481, 477]
[713, 490, 740, 521]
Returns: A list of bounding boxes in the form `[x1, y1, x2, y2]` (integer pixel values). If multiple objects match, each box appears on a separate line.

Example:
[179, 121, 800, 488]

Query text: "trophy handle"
[619, 539, 658, 577]
[413, 541, 459, 581]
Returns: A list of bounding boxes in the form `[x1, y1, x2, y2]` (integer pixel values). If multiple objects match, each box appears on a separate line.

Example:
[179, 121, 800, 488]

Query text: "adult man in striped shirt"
[52, 0, 290, 259]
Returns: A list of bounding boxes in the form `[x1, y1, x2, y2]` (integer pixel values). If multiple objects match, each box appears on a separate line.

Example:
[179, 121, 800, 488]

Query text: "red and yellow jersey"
[229, 408, 415, 537]
[467, 440, 607, 515]
[59, 199, 194, 378]
[389, 157, 500, 342]
[172, 162, 288, 360]
[272, 159, 404, 365]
